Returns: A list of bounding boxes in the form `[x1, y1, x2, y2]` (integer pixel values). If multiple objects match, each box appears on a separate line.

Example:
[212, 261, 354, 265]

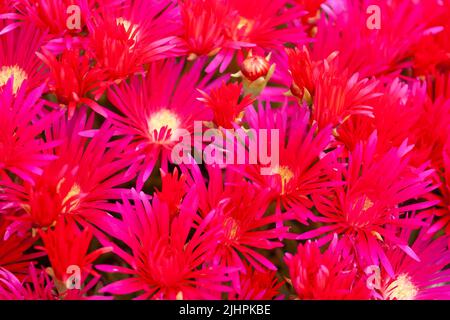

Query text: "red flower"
[337, 79, 425, 153]
[0, 218, 42, 276]
[286, 46, 315, 100]
[229, 263, 283, 300]
[224, 0, 306, 48]
[37, 48, 108, 118]
[178, 0, 230, 58]
[207, 0, 307, 72]
[0, 262, 109, 300]
[86, 0, 182, 82]
[287, 46, 381, 129]
[37, 218, 110, 294]
[312, 0, 430, 78]
[14, 0, 89, 36]
[285, 236, 371, 300]
[198, 81, 254, 128]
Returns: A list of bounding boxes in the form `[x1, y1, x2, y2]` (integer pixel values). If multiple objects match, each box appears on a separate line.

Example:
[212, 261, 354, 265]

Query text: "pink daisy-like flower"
[0, 23, 48, 93]
[107, 58, 221, 189]
[0, 79, 62, 183]
[299, 132, 438, 276]
[284, 235, 371, 300]
[0, 264, 54, 300]
[412, 96, 450, 168]
[183, 164, 289, 273]
[236, 101, 338, 223]
[425, 142, 450, 237]
[1, 109, 136, 231]
[179, 0, 308, 70]
[376, 224, 450, 300]
[97, 189, 230, 300]
[0, 0, 449, 303]
[411, 0, 450, 75]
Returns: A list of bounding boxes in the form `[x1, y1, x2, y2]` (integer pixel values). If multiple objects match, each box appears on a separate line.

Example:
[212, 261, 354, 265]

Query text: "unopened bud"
[241, 52, 271, 81]
[232, 51, 275, 97]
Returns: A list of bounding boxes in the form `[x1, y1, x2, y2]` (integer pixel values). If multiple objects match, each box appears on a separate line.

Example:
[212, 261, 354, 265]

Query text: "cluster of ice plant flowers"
[0, 0, 450, 300]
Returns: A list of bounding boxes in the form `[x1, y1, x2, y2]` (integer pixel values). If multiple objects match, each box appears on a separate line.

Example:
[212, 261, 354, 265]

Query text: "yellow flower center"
[385, 273, 418, 300]
[237, 17, 254, 33]
[363, 198, 374, 210]
[223, 217, 240, 242]
[59, 181, 82, 213]
[148, 109, 181, 141]
[271, 165, 294, 194]
[0, 65, 28, 94]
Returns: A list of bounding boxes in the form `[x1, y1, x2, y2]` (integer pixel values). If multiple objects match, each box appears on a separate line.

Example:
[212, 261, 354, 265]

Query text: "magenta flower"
[377, 223, 450, 300]
[1, 0, 450, 302]
[299, 132, 438, 276]
[1, 109, 136, 230]
[0, 23, 48, 93]
[312, 0, 431, 78]
[206, 0, 307, 72]
[97, 189, 230, 299]
[0, 79, 62, 183]
[238, 101, 338, 223]
[0, 265, 54, 300]
[107, 58, 220, 189]
[183, 164, 289, 273]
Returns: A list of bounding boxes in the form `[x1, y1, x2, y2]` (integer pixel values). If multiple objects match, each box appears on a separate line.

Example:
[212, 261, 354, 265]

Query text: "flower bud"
[232, 51, 276, 97]
[241, 52, 271, 81]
